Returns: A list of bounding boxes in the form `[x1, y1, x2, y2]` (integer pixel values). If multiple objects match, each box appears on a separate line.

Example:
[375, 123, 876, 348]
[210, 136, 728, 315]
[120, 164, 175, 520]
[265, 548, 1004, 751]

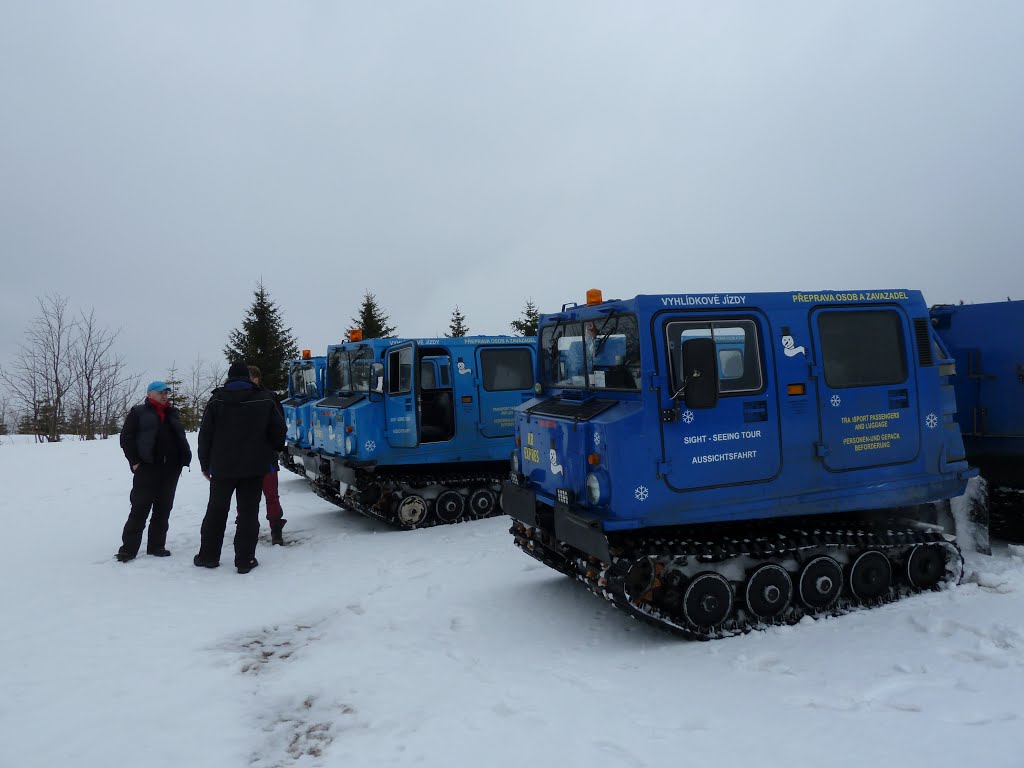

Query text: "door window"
[817, 311, 907, 388]
[666, 319, 763, 394]
[387, 346, 413, 394]
[480, 348, 534, 391]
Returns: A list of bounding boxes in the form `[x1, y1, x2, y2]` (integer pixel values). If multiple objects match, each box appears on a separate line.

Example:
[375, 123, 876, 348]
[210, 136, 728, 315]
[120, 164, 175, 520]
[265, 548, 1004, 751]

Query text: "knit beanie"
[227, 361, 251, 380]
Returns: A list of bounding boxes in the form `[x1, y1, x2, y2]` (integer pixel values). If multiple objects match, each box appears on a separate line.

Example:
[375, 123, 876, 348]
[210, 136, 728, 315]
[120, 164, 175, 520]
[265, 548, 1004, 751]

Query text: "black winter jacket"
[120, 401, 192, 468]
[198, 378, 287, 479]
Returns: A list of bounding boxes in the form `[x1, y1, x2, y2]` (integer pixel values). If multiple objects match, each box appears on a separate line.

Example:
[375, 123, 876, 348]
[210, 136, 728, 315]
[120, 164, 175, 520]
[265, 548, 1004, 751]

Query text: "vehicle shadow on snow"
[487, 571, 682, 646]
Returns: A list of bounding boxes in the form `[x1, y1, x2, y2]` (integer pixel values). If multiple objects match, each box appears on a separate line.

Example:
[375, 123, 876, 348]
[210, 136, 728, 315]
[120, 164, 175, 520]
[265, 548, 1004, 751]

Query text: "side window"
[387, 346, 413, 395]
[481, 348, 534, 391]
[667, 319, 763, 395]
[420, 360, 437, 389]
[818, 310, 907, 388]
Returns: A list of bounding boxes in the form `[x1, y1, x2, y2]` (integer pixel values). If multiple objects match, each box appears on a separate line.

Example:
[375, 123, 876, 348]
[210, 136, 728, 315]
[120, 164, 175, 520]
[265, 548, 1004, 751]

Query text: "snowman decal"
[549, 443, 564, 476]
[782, 334, 806, 358]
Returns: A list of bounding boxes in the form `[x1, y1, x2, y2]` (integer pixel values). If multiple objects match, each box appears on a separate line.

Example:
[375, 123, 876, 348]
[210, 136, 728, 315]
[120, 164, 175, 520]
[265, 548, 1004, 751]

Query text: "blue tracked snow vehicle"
[502, 289, 975, 638]
[281, 352, 327, 476]
[308, 333, 537, 528]
[931, 300, 1024, 539]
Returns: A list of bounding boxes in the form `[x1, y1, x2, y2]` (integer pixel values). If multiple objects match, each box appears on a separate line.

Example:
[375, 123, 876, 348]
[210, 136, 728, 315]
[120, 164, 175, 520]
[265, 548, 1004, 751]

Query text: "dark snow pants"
[198, 476, 263, 567]
[120, 464, 182, 557]
[234, 470, 284, 528]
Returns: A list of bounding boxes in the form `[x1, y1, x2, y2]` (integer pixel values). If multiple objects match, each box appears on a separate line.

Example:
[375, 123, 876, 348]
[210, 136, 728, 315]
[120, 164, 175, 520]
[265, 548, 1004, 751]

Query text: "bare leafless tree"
[0, 394, 10, 442]
[97, 370, 141, 439]
[0, 295, 75, 442]
[32, 294, 77, 441]
[1, 295, 143, 441]
[68, 309, 124, 439]
[173, 356, 224, 431]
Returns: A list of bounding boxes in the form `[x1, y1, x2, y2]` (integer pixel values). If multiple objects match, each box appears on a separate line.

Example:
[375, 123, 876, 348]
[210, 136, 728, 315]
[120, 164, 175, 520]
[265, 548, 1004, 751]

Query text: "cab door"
[658, 313, 782, 491]
[474, 345, 536, 438]
[385, 342, 419, 448]
[810, 307, 920, 470]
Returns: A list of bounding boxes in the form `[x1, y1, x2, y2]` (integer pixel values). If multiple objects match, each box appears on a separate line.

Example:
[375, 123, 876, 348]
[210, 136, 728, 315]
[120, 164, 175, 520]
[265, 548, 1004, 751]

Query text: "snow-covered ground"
[3, 436, 1023, 768]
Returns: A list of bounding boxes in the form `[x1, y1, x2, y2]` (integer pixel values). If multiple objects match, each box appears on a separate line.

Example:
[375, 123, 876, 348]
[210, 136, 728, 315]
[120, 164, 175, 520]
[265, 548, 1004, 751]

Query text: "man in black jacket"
[116, 381, 193, 562]
[194, 361, 287, 574]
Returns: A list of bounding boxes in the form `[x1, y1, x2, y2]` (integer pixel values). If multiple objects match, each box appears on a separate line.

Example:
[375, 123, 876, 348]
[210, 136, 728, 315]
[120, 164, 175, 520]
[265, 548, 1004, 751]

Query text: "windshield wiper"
[593, 311, 619, 358]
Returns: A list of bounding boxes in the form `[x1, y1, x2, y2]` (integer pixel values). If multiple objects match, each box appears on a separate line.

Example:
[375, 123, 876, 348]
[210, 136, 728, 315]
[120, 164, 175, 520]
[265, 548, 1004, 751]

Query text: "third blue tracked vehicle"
[281, 352, 327, 476]
[503, 289, 975, 638]
[310, 333, 537, 529]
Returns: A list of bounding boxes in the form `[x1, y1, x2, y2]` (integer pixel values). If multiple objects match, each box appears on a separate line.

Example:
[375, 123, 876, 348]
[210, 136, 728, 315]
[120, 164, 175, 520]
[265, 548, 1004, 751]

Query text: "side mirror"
[680, 338, 718, 409]
[369, 362, 385, 401]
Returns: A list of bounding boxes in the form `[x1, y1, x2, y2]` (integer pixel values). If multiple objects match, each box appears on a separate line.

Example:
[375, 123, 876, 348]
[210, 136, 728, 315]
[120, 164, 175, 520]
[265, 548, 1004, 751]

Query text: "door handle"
[888, 389, 909, 409]
[743, 400, 768, 422]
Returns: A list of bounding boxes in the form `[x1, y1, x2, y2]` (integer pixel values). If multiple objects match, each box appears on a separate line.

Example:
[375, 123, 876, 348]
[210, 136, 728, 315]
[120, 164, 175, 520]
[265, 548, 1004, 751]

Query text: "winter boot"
[271, 519, 287, 546]
[237, 558, 259, 574]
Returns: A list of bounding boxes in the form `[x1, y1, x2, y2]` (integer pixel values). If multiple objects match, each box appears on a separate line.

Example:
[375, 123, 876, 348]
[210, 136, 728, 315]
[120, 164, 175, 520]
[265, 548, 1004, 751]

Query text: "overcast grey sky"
[2, 1, 1022, 386]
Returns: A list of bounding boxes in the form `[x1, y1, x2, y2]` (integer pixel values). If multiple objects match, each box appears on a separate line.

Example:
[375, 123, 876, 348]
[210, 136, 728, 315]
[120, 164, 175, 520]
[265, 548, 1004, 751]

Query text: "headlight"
[344, 435, 355, 454]
[586, 472, 608, 505]
[511, 450, 520, 474]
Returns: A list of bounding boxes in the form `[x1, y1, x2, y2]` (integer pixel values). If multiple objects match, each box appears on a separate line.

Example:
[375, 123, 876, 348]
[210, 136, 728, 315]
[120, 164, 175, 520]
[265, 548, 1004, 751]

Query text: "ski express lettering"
[684, 429, 764, 464]
[839, 411, 903, 452]
[522, 431, 540, 464]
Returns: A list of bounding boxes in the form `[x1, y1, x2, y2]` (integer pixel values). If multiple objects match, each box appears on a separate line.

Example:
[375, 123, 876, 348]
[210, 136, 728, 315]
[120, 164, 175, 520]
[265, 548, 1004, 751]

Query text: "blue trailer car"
[931, 300, 1024, 539]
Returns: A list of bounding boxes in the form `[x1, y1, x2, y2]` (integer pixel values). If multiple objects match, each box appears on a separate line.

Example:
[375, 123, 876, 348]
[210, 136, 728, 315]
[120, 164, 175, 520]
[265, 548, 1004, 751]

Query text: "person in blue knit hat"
[116, 380, 192, 562]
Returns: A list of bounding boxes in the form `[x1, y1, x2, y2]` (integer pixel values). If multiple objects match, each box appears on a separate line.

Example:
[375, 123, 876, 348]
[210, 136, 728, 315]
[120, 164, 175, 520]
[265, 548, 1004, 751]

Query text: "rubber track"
[512, 522, 963, 640]
[313, 469, 507, 530]
[989, 483, 1024, 542]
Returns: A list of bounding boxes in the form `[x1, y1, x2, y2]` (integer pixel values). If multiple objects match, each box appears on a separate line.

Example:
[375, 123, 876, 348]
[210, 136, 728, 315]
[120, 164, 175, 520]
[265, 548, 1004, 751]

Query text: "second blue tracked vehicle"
[309, 333, 537, 529]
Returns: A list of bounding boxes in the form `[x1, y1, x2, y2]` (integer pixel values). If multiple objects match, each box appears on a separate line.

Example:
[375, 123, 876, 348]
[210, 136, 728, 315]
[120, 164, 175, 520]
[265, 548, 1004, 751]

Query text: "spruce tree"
[163, 365, 187, 414]
[350, 291, 397, 339]
[510, 299, 540, 337]
[223, 281, 300, 394]
[446, 306, 469, 337]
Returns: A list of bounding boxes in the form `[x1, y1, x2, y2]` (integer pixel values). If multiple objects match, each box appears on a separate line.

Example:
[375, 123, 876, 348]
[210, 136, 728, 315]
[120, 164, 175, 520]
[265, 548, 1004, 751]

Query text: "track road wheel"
[396, 494, 429, 527]
[682, 572, 733, 628]
[905, 544, 945, 589]
[847, 550, 892, 601]
[434, 490, 465, 523]
[624, 557, 657, 603]
[798, 556, 843, 611]
[360, 482, 384, 506]
[468, 488, 496, 518]
[745, 563, 793, 620]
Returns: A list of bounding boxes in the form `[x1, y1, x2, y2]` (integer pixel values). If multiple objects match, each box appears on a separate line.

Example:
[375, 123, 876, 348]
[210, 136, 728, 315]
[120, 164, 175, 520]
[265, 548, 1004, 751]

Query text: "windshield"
[327, 347, 374, 394]
[289, 363, 318, 399]
[540, 314, 641, 391]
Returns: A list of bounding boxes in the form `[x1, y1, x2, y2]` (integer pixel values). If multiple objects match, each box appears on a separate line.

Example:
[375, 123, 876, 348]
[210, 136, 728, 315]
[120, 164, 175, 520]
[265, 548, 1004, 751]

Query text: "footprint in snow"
[251, 694, 359, 767]
[219, 621, 323, 675]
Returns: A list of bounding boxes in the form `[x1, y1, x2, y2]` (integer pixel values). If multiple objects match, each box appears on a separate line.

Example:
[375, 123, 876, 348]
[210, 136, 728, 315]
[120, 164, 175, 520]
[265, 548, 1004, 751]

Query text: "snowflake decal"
[830, 394, 841, 407]
[594, 432, 602, 446]
[925, 413, 938, 429]
[681, 410, 695, 424]
[364, 440, 376, 452]
[634, 485, 649, 502]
